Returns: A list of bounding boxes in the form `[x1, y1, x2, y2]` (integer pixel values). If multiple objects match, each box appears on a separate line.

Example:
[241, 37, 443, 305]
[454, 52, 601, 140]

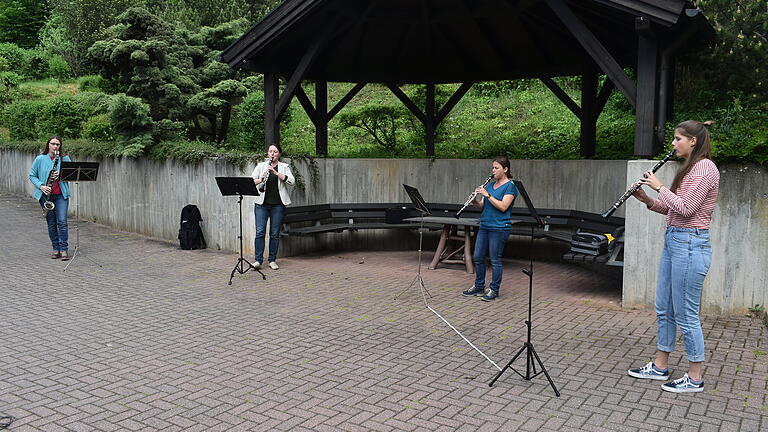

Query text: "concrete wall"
[623, 161, 768, 314]
[4, 148, 765, 314]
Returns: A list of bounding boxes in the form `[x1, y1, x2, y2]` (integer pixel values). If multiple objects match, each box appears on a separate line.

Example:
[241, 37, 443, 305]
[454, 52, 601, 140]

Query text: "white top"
[250, 160, 295, 205]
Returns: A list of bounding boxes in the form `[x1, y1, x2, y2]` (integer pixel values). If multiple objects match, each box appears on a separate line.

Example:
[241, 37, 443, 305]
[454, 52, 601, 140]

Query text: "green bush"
[47, 54, 71, 80]
[1, 99, 43, 139]
[82, 114, 116, 141]
[226, 90, 266, 150]
[21, 48, 49, 80]
[0, 43, 25, 75]
[36, 96, 92, 138]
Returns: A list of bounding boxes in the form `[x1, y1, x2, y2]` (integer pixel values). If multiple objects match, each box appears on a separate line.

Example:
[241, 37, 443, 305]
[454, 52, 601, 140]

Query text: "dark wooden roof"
[219, 0, 713, 84]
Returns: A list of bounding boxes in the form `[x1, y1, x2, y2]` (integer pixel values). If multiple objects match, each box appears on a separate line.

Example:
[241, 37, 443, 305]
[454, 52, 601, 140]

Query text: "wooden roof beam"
[541, 77, 582, 120]
[545, 0, 637, 108]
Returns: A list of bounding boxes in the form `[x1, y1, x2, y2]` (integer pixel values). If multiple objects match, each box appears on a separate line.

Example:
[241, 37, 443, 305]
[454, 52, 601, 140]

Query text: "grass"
[17, 79, 79, 99]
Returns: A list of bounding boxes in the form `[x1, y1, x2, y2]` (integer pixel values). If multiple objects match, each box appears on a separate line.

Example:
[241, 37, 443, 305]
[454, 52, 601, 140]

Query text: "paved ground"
[0, 191, 766, 432]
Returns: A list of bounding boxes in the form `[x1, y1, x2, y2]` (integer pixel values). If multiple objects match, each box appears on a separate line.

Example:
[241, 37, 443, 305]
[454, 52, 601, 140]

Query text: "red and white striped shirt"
[649, 159, 719, 228]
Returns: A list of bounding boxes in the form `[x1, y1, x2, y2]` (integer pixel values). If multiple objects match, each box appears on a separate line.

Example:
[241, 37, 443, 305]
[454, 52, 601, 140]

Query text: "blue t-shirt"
[480, 180, 517, 230]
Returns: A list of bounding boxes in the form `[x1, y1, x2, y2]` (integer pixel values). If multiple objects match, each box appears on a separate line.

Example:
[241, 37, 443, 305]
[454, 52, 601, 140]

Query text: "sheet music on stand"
[59, 161, 101, 272]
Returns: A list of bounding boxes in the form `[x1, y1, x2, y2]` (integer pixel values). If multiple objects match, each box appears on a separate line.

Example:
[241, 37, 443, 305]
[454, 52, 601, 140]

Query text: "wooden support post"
[264, 71, 280, 152]
[425, 83, 436, 157]
[634, 29, 659, 157]
[316, 81, 328, 156]
[580, 71, 598, 158]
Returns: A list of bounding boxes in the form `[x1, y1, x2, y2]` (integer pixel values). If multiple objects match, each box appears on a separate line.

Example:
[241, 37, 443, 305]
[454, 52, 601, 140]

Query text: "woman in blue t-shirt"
[462, 156, 517, 301]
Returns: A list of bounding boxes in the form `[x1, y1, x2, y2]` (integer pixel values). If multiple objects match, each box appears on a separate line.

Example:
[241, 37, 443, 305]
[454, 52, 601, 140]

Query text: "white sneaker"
[254, 261, 262, 269]
[269, 262, 279, 270]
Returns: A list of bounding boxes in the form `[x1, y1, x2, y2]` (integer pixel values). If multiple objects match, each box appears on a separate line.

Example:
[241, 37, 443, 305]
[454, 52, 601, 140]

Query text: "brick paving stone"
[1, 191, 767, 431]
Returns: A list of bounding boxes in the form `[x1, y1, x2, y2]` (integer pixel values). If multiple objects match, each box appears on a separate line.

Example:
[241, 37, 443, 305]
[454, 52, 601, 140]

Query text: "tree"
[339, 105, 408, 155]
[88, 7, 254, 142]
[0, 0, 49, 48]
[42, 0, 137, 76]
[693, 0, 768, 101]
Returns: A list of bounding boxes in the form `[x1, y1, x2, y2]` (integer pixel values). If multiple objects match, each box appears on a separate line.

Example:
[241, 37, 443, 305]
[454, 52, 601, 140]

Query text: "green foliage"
[108, 93, 154, 138]
[225, 91, 265, 151]
[338, 104, 408, 155]
[0, 43, 71, 80]
[472, 80, 535, 97]
[694, 1, 768, 103]
[148, 0, 280, 29]
[0, 42, 25, 74]
[187, 79, 247, 142]
[47, 0, 139, 76]
[1, 99, 44, 139]
[20, 48, 49, 80]
[47, 55, 72, 80]
[0, 0, 49, 48]
[77, 75, 105, 92]
[0, 71, 23, 103]
[82, 114, 117, 142]
[88, 7, 256, 143]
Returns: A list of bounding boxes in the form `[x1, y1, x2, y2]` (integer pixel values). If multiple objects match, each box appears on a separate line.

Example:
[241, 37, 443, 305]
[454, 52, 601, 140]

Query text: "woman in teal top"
[28, 136, 72, 260]
[462, 156, 517, 301]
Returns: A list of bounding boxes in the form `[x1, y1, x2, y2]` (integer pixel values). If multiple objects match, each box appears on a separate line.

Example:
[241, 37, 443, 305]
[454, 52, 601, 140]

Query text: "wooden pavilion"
[218, 0, 713, 157]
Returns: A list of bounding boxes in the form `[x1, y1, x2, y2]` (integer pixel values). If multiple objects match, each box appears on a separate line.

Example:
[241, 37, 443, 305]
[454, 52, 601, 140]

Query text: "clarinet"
[257, 156, 273, 193]
[601, 147, 677, 219]
[455, 173, 494, 218]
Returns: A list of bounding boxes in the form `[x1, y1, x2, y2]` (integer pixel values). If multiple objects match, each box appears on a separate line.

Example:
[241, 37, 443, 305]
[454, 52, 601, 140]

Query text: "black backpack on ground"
[179, 204, 207, 250]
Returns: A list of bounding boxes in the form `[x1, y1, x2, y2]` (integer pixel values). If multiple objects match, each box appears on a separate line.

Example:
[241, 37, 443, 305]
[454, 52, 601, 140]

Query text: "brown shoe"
[60, 251, 70, 261]
[51, 251, 61, 259]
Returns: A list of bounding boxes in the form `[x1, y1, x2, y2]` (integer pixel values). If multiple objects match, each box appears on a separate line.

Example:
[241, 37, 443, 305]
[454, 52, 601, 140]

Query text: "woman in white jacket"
[251, 144, 295, 269]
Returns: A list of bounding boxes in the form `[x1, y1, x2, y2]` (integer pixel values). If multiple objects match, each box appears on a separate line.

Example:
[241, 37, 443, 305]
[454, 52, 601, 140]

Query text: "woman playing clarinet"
[627, 120, 720, 393]
[462, 156, 517, 301]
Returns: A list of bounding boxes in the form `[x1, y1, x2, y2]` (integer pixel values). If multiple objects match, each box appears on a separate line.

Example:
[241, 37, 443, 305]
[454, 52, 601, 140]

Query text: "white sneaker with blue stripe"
[627, 362, 670, 380]
[661, 373, 704, 393]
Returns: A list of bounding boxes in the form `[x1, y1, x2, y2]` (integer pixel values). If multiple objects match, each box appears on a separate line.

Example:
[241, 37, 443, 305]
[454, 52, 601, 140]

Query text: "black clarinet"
[456, 173, 494, 218]
[601, 147, 677, 219]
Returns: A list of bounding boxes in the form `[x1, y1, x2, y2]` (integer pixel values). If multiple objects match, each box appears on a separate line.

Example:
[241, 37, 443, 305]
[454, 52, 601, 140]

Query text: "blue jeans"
[473, 227, 510, 293]
[39, 194, 68, 251]
[254, 204, 285, 263]
[656, 227, 712, 362]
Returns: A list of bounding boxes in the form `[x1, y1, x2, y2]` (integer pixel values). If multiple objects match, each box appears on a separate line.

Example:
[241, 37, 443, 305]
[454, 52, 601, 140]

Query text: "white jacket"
[251, 160, 295, 205]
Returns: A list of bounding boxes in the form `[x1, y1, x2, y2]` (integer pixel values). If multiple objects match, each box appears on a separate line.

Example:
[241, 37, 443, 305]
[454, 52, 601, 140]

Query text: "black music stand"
[215, 177, 266, 285]
[58, 161, 101, 272]
[394, 184, 433, 305]
[489, 180, 560, 396]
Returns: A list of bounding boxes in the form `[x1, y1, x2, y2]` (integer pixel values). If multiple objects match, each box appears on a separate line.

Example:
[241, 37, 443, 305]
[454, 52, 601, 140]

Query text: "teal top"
[29, 154, 72, 200]
[480, 180, 517, 230]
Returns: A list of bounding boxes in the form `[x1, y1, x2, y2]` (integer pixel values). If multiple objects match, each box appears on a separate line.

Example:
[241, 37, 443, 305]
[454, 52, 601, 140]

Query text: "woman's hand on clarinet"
[631, 184, 650, 203]
[474, 186, 488, 198]
[40, 185, 52, 195]
[638, 171, 663, 192]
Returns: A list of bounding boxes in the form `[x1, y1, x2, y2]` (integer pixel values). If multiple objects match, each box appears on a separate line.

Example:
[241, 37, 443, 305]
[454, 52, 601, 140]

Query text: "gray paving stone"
[0, 192, 766, 431]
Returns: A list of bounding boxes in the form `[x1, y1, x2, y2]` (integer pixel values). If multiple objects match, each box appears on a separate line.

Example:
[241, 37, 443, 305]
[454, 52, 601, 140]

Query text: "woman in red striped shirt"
[627, 120, 719, 393]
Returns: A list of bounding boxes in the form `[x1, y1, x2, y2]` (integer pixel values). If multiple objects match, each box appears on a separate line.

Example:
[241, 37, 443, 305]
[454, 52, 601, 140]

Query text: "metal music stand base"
[64, 182, 102, 272]
[228, 194, 266, 285]
[394, 213, 433, 305]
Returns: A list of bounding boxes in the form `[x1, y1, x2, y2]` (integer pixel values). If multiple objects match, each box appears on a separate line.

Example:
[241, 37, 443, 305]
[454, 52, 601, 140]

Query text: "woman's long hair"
[493, 156, 513, 179]
[40, 136, 65, 156]
[670, 120, 712, 192]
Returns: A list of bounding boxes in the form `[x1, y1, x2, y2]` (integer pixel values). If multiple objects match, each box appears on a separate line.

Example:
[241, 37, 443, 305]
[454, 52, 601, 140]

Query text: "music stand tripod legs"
[488, 236, 560, 396]
[488, 181, 560, 397]
[229, 194, 265, 285]
[394, 214, 433, 305]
